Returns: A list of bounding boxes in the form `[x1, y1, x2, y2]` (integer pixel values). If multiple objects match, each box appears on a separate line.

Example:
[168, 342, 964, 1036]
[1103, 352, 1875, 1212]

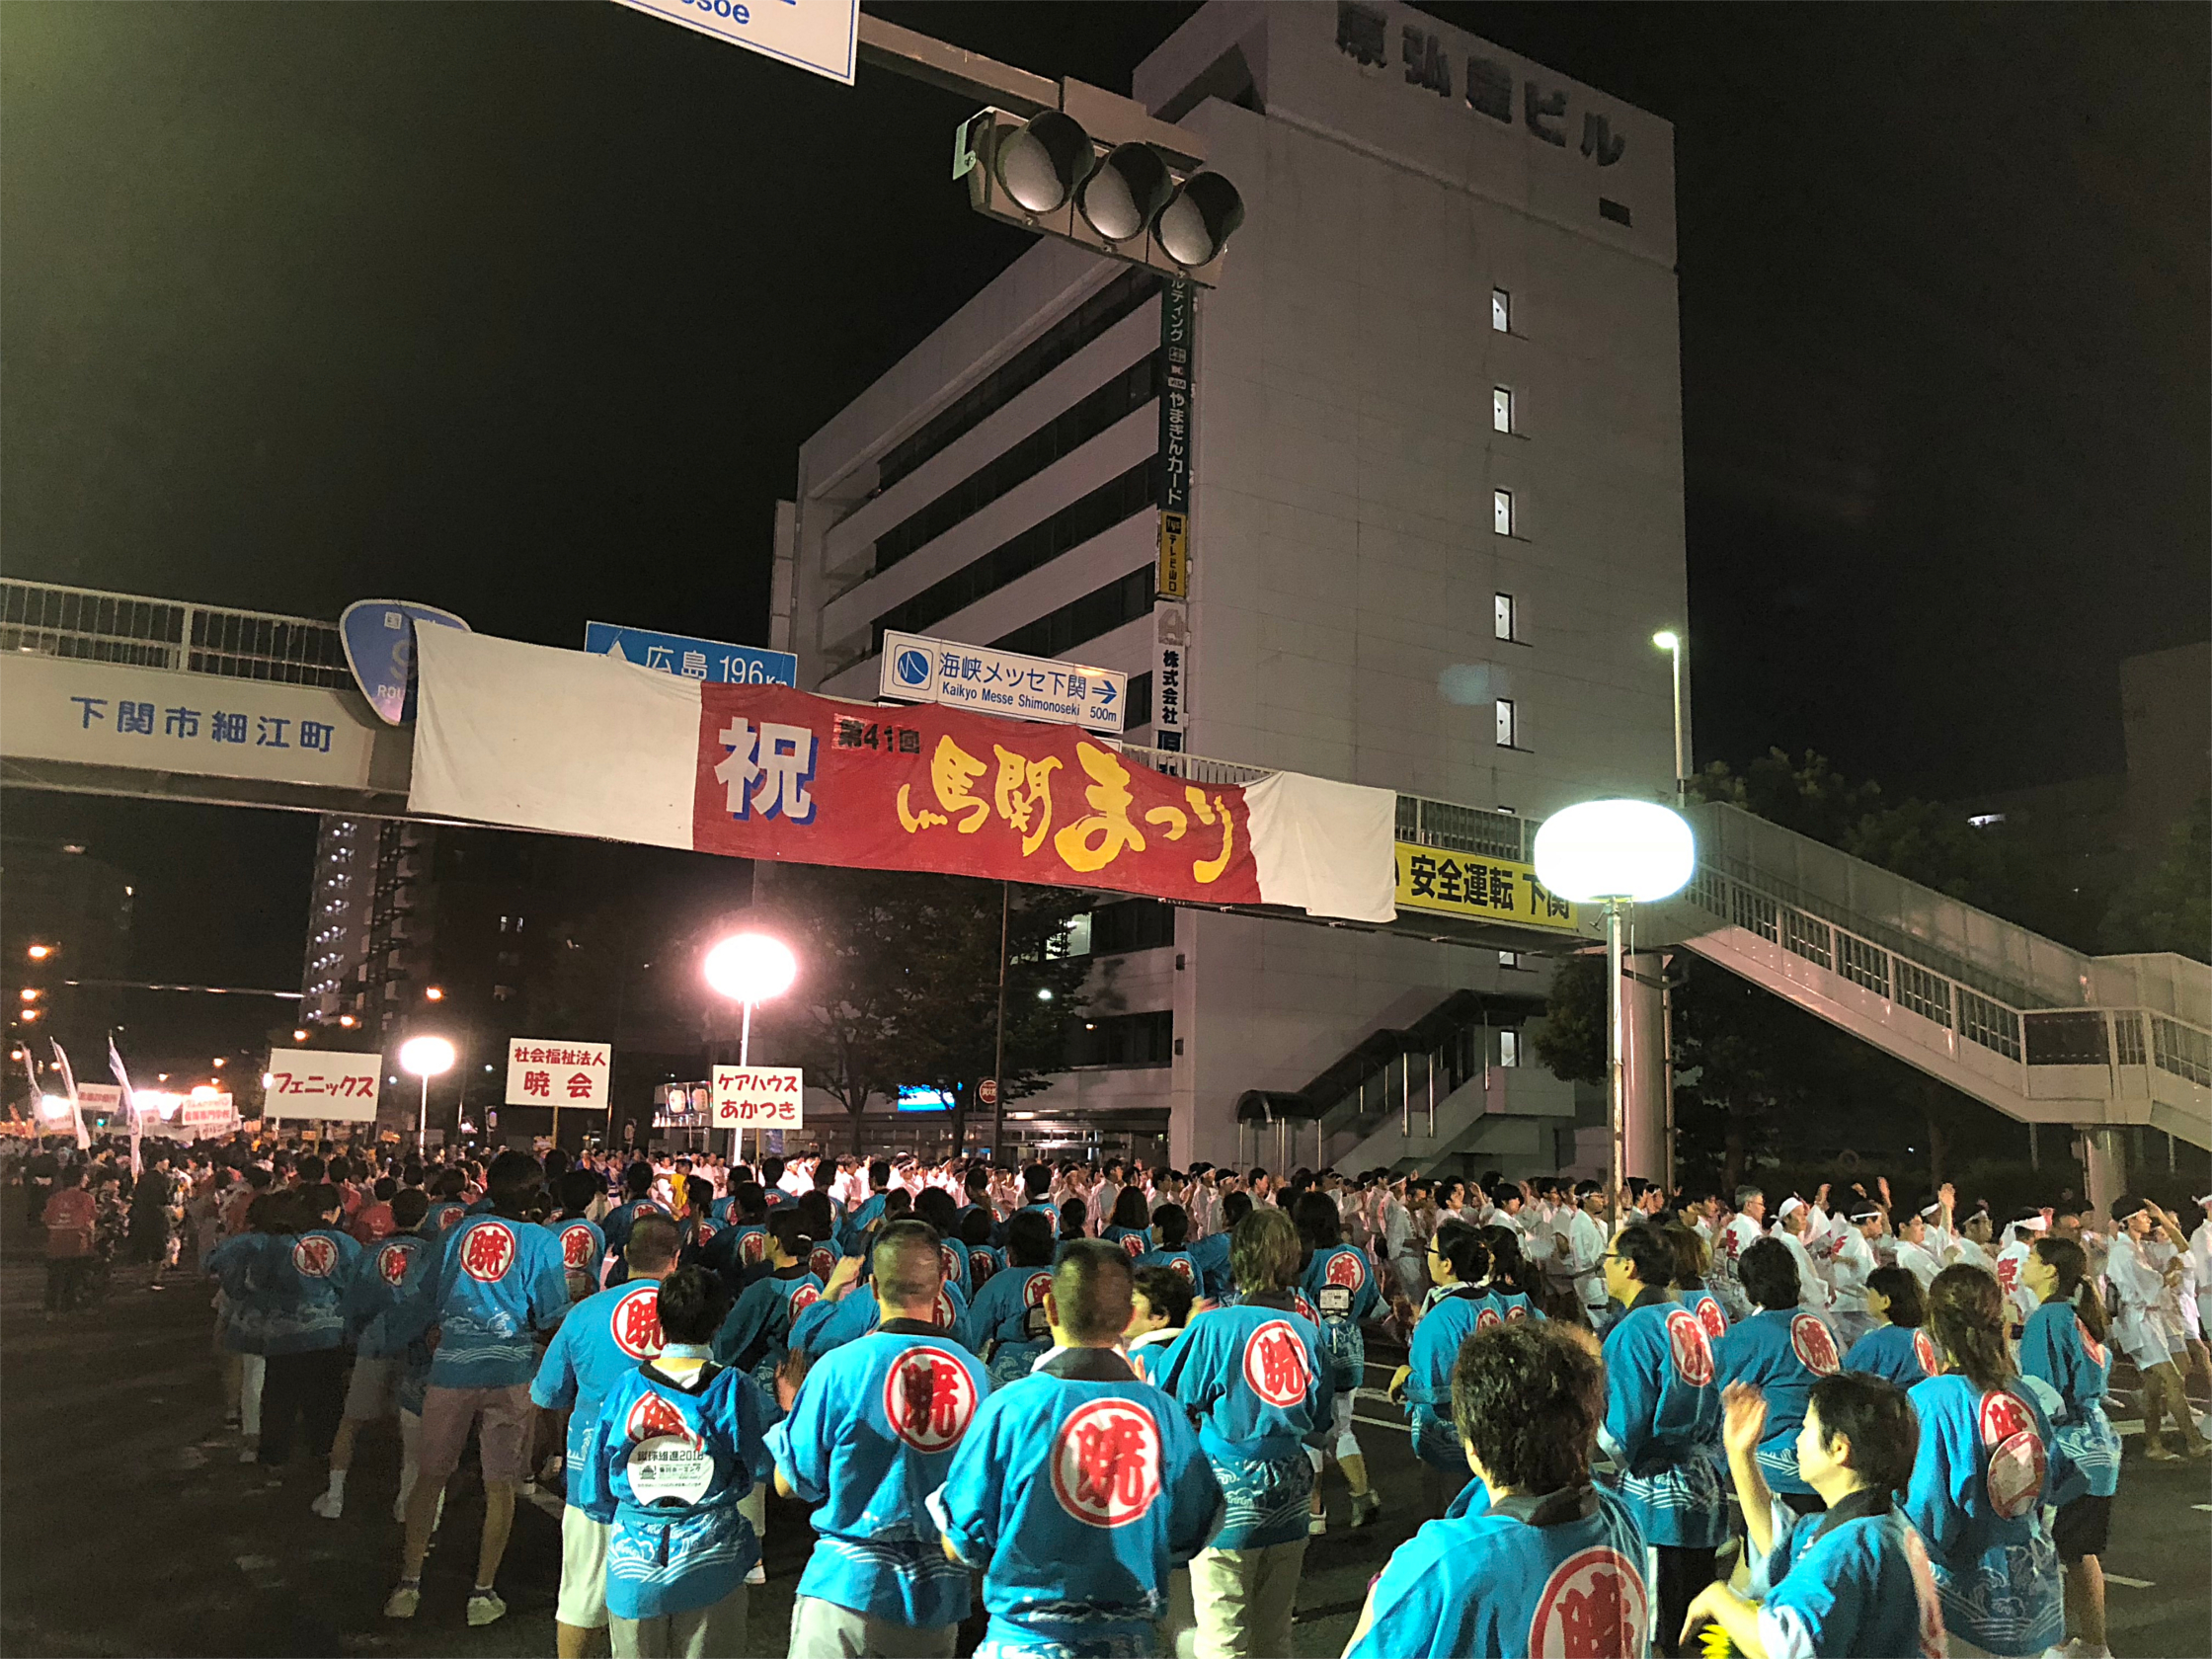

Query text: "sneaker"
[2144, 1442, 2179, 1462]
[746, 1562, 766, 1586]
[2185, 1438, 2212, 1461]
[1348, 1489, 1382, 1529]
[223, 1411, 242, 1431]
[1307, 1511, 1328, 1537]
[310, 1490, 344, 1520]
[466, 1590, 508, 1627]
[383, 1582, 420, 1620]
[537, 1453, 565, 1485]
[237, 1443, 259, 1464]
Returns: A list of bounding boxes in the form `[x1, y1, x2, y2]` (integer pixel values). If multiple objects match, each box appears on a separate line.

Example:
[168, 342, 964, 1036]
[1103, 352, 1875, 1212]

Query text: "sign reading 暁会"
[506, 1039, 611, 1110]
[584, 623, 796, 687]
[879, 631, 1126, 734]
[265, 1050, 384, 1122]
[605, 0, 856, 85]
[712, 1066, 805, 1129]
[1392, 843, 1581, 933]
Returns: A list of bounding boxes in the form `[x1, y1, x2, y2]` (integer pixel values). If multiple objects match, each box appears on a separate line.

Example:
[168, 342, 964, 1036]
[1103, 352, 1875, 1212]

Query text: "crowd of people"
[11, 1132, 2212, 1659]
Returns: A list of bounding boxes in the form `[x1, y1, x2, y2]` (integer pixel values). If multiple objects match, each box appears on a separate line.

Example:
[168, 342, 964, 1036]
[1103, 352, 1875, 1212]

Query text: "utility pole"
[990, 882, 1009, 1160]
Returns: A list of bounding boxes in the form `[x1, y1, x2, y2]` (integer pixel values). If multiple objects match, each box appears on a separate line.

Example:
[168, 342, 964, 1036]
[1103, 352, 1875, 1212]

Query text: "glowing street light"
[425, 986, 444, 1002]
[292, 1029, 309, 1043]
[338, 1014, 357, 1028]
[400, 1035, 456, 1156]
[26, 943, 52, 961]
[703, 932, 797, 1158]
[1534, 798, 1696, 1222]
[1651, 630, 1688, 804]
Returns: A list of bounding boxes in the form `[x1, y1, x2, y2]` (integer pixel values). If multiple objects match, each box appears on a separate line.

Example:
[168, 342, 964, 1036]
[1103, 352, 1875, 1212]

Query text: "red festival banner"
[689, 685, 1262, 905]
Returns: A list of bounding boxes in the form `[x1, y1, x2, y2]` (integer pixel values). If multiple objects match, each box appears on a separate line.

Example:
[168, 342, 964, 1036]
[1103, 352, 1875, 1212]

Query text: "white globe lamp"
[703, 932, 798, 1159]
[400, 1034, 455, 1155]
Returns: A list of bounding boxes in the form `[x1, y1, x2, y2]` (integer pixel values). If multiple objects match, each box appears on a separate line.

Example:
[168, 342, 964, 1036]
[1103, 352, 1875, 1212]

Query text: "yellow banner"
[1394, 841, 1582, 933]
[1156, 511, 1189, 598]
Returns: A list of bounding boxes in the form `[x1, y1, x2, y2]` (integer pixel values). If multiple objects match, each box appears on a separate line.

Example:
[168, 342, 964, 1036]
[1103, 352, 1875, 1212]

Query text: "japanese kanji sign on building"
[712, 1066, 805, 1129]
[265, 1050, 383, 1122]
[505, 1038, 611, 1110]
[409, 629, 1401, 924]
[1392, 842, 1581, 933]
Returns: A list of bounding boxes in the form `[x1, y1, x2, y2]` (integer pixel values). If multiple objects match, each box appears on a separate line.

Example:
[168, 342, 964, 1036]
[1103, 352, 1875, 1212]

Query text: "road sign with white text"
[506, 1038, 612, 1110]
[585, 622, 797, 687]
[712, 1066, 805, 1129]
[879, 630, 1126, 734]
[606, 0, 857, 85]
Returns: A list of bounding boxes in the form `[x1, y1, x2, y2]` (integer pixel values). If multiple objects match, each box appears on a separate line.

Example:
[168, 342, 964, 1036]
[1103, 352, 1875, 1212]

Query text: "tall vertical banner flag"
[49, 1040, 90, 1151]
[1155, 278, 1193, 601]
[107, 1033, 142, 1176]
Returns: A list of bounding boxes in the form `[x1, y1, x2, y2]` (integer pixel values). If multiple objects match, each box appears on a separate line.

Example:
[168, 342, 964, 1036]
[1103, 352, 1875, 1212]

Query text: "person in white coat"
[2189, 1191, 2212, 1363]
[1773, 1197, 1833, 1316]
[1714, 1185, 1767, 1321]
[2106, 1195, 2209, 1460]
[1892, 1205, 1944, 1291]
[1826, 1199, 1882, 1350]
[1557, 1181, 1610, 1324]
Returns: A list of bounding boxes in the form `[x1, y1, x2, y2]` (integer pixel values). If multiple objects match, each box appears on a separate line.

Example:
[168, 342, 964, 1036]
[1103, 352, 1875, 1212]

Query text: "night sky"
[3, 2, 2205, 1041]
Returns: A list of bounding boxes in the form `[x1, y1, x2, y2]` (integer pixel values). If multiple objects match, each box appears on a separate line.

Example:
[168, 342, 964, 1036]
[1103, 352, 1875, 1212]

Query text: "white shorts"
[558, 1503, 610, 1630]
[342, 1354, 401, 1421]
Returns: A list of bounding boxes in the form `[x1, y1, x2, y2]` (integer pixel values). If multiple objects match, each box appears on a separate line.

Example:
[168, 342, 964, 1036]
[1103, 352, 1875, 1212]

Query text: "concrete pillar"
[2080, 1126, 2127, 1223]
[1621, 952, 1668, 1184]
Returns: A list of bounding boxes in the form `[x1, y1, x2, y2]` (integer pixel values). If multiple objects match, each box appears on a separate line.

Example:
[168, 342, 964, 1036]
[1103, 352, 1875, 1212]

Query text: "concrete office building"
[777, 2, 1685, 1170]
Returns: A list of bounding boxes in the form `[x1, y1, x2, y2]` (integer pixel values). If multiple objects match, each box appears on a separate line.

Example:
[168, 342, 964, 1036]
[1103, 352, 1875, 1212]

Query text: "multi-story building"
[778, 2, 1685, 1169]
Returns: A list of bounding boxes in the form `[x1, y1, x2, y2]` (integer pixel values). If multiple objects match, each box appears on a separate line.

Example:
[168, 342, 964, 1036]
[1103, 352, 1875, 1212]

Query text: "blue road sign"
[584, 622, 797, 686]
[339, 599, 472, 725]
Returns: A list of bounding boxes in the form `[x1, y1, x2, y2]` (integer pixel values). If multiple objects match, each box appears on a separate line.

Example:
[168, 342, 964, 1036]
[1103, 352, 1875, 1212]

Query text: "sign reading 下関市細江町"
[341, 599, 472, 726]
[878, 630, 1125, 734]
[603, 0, 857, 85]
[585, 622, 798, 687]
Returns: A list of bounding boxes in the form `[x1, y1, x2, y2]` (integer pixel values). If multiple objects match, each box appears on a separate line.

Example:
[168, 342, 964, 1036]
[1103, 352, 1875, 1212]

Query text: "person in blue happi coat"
[1133, 1202, 1198, 1291]
[1100, 1186, 1153, 1260]
[1152, 1204, 1331, 1659]
[959, 1208, 1003, 1289]
[769, 1219, 991, 1656]
[963, 1208, 1061, 1384]
[1345, 1319, 1651, 1659]
[1716, 1238, 1846, 1516]
[791, 1220, 973, 1361]
[1391, 1219, 1497, 1479]
[1598, 1219, 1727, 1658]
[532, 1213, 678, 1659]
[1124, 1263, 1193, 1384]
[1293, 1191, 1382, 1534]
[1188, 1191, 1249, 1303]
[712, 1210, 824, 1393]
[1905, 1264, 2081, 1659]
[600, 1163, 674, 1291]
[1842, 1264, 1938, 1390]
[837, 1159, 894, 1255]
[2019, 1235, 2122, 1659]
[930, 1239, 1222, 1659]
[571, 1265, 776, 1659]
[1682, 1372, 1947, 1658]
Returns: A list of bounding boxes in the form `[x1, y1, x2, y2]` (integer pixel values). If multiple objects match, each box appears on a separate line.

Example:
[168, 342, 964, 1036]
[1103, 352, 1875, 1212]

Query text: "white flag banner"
[1241, 771, 1399, 924]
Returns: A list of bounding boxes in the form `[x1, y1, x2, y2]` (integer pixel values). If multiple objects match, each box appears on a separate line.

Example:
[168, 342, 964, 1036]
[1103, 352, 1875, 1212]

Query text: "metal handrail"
[1, 577, 350, 688]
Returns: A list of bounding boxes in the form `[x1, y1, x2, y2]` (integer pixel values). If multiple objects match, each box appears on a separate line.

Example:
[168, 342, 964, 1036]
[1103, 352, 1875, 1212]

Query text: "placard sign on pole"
[180, 1094, 239, 1138]
[711, 1066, 804, 1130]
[265, 1050, 383, 1123]
[505, 1040, 611, 1109]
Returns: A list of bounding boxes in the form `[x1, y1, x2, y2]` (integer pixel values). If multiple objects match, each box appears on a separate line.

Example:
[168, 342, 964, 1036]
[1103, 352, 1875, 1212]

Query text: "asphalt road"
[2, 1236, 2206, 1658]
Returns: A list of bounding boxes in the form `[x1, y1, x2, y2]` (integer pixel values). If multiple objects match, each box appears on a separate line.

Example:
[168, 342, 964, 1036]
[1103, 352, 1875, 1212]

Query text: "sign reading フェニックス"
[604, 0, 856, 84]
[265, 1049, 384, 1122]
[584, 623, 796, 687]
[879, 631, 1126, 735]
[0, 654, 384, 790]
[506, 1039, 611, 1110]
[712, 1066, 805, 1129]
[1392, 842, 1582, 934]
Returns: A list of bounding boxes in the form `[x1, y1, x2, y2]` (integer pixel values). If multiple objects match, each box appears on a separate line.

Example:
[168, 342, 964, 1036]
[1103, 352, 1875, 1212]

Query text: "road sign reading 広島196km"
[604, 0, 857, 85]
[585, 623, 797, 687]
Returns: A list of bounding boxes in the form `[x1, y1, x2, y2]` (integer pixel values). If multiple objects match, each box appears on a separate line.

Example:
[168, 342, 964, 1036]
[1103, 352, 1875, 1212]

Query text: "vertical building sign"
[1155, 279, 1194, 599]
[1153, 602, 1189, 752]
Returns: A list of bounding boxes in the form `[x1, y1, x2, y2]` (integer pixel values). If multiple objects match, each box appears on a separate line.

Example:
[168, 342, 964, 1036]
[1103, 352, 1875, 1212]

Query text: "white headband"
[1778, 1197, 1806, 1221]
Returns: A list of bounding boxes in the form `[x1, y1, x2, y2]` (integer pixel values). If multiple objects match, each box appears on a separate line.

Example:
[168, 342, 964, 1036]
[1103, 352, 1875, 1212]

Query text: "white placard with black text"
[265, 1050, 383, 1122]
[506, 1038, 612, 1110]
[712, 1066, 805, 1129]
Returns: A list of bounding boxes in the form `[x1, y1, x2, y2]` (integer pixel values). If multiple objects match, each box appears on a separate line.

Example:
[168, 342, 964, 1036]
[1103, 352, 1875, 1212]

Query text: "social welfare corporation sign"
[506, 1039, 612, 1110]
[712, 1066, 805, 1129]
[265, 1050, 383, 1122]
[605, 0, 857, 85]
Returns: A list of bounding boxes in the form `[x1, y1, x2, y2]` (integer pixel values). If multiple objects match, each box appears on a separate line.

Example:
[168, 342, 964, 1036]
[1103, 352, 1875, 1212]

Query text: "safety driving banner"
[410, 630, 1396, 922]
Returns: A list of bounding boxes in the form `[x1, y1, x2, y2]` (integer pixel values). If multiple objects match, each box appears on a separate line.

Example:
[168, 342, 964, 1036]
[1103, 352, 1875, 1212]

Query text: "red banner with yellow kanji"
[689, 685, 1262, 904]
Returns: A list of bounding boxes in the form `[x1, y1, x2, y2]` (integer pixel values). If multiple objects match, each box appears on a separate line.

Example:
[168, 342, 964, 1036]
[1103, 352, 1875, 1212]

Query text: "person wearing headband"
[1774, 1198, 1835, 1318]
[1890, 1207, 1942, 1293]
[1827, 1203, 1882, 1351]
[2105, 1196, 2209, 1460]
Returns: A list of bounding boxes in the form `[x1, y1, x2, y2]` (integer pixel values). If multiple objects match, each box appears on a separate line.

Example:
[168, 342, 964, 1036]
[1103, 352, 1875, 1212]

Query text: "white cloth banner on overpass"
[410, 629, 1398, 923]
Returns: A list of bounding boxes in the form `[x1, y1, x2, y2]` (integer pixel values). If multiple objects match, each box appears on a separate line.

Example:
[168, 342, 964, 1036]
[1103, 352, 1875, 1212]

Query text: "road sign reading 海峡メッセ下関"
[585, 623, 797, 687]
[603, 0, 856, 85]
[878, 631, 1125, 734]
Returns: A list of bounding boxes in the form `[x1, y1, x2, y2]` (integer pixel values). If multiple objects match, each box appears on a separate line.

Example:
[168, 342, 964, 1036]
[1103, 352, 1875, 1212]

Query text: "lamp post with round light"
[399, 1035, 455, 1157]
[702, 933, 797, 1162]
[1533, 799, 1695, 1224]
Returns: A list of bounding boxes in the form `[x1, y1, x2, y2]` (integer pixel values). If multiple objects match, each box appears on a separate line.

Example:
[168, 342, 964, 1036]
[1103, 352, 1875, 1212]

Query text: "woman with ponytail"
[1904, 1264, 2076, 1658]
[2020, 1236, 2120, 1659]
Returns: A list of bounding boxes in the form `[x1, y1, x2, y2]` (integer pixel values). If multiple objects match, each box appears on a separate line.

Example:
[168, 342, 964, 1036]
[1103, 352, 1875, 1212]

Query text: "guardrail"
[1, 577, 351, 688]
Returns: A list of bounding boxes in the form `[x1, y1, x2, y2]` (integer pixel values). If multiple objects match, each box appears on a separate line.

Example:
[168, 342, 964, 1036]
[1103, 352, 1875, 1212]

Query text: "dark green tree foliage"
[2101, 797, 2211, 961]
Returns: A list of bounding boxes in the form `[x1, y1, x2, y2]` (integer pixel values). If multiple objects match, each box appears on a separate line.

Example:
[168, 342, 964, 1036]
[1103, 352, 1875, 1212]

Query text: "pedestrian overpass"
[7, 578, 2205, 1190]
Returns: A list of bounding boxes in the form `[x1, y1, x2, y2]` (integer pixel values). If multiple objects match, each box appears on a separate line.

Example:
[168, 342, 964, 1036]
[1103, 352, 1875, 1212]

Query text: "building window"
[1492, 489, 1513, 535]
[1499, 1029, 1521, 1067]
[1492, 386, 1512, 434]
[1491, 288, 1511, 332]
[1498, 950, 1525, 970]
[1067, 1009, 1174, 1069]
[990, 565, 1153, 662]
[1124, 671, 1152, 731]
[1495, 697, 1518, 748]
[1493, 592, 1516, 641]
[1089, 899, 1176, 955]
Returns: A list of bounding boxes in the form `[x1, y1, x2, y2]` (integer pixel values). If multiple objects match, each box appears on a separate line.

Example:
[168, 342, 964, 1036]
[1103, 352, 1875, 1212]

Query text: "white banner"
[880, 630, 1127, 734]
[180, 1094, 239, 1137]
[266, 1049, 383, 1122]
[73, 1082, 123, 1118]
[507, 1038, 611, 1110]
[712, 1066, 805, 1129]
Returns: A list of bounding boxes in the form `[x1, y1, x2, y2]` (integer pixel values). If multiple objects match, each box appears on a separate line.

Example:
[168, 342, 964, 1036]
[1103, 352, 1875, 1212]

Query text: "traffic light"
[958, 107, 1245, 287]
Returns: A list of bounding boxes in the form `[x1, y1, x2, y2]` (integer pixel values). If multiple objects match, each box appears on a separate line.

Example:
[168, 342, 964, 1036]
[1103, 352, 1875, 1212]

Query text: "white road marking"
[2192, 1504, 2212, 1514]
[1351, 1414, 1408, 1434]
[2105, 1573, 2155, 1589]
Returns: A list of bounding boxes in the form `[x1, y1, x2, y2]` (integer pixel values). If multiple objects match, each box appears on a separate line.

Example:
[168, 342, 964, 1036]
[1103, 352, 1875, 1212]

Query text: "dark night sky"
[3, 2, 2206, 1044]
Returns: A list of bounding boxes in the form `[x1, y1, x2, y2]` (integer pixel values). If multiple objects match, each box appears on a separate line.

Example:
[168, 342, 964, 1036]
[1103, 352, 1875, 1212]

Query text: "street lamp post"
[1533, 799, 1695, 1227]
[399, 1035, 455, 1158]
[1651, 631, 1688, 805]
[703, 933, 797, 1165]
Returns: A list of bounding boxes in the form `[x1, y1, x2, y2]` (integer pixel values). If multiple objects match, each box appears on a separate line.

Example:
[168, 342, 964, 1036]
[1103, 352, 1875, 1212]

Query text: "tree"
[750, 866, 1090, 1153]
[2101, 796, 2210, 962]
